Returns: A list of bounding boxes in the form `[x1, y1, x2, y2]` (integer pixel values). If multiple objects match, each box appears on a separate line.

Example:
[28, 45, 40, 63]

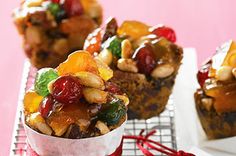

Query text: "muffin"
[13, 0, 102, 68]
[195, 40, 236, 139]
[84, 18, 183, 119]
[23, 51, 128, 155]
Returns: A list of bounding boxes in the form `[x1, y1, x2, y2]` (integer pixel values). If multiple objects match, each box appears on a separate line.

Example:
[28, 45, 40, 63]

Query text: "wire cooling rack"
[10, 61, 177, 156]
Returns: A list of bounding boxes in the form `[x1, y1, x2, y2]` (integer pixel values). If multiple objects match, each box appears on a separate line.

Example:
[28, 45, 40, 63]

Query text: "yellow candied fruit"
[57, 51, 99, 76]
[117, 21, 150, 40]
[95, 58, 113, 81]
[23, 90, 43, 113]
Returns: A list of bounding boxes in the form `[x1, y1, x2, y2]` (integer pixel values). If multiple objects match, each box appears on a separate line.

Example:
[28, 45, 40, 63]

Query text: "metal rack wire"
[10, 61, 177, 156]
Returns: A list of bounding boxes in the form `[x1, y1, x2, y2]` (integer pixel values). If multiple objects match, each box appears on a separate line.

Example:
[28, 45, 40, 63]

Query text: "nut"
[121, 39, 133, 58]
[95, 121, 110, 135]
[97, 49, 113, 65]
[27, 112, 52, 135]
[75, 71, 105, 90]
[232, 68, 236, 78]
[114, 94, 129, 106]
[201, 98, 213, 111]
[25, 26, 42, 45]
[117, 58, 138, 73]
[215, 66, 233, 81]
[26, 0, 43, 7]
[83, 88, 108, 104]
[151, 64, 174, 79]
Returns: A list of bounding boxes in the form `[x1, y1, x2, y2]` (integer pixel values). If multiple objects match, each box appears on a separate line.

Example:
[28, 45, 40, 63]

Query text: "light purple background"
[1, 0, 236, 155]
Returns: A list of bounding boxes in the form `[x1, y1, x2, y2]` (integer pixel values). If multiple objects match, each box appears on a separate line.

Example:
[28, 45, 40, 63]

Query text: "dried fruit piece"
[105, 82, 123, 95]
[83, 28, 102, 54]
[133, 44, 156, 74]
[117, 21, 150, 40]
[151, 25, 176, 42]
[102, 17, 118, 42]
[52, 75, 83, 104]
[103, 36, 122, 58]
[57, 51, 99, 76]
[95, 58, 113, 81]
[34, 68, 58, 97]
[24, 90, 43, 114]
[39, 95, 54, 118]
[197, 61, 211, 87]
[98, 99, 126, 126]
[63, 0, 84, 17]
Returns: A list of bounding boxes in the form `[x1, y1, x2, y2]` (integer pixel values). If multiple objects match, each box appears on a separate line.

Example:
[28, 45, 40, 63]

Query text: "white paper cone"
[24, 120, 126, 156]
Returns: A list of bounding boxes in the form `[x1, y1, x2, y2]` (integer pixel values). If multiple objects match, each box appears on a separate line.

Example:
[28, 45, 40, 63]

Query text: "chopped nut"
[114, 95, 129, 106]
[215, 66, 233, 81]
[201, 98, 213, 111]
[97, 49, 113, 65]
[151, 64, 174, 79]
[27, 112, 52, 135]
[25, 26, 42, 45]
[83, 88, 108, 104]
[117, 58, 138, 73]
[232, 68, 236, 78]
[75, 71, 105, 90]
[95, 121, 110, 135]
[121, 39, 133, 58]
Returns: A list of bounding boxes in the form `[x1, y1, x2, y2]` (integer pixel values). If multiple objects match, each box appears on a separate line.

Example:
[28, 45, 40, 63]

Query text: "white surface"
[25, 120, 126, 156]
[173, 48, 236, 156]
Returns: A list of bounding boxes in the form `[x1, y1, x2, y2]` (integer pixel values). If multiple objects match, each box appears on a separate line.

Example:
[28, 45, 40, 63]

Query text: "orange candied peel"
[117, 20, 150, 40]
[23, 90, 43, 114]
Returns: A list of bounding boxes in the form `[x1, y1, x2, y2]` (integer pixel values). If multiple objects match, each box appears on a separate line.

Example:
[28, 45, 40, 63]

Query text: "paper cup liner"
[24, 119, 126, 156]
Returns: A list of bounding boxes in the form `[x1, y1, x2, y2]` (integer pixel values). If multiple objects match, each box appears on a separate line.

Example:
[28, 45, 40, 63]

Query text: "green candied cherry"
[98, 99, 126, 126]
[34, 68, 59, 97]
[103, 36, 123, 58]
[47, 2, 66, 22]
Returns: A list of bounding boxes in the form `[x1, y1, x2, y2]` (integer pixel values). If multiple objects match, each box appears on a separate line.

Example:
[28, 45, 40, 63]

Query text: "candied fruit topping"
[98, 99, 126, 126]
[52, 75, 83, 104]
[117, 21, 150, 40]
[151, 25, 176, 43]
[102, 17, 118, 42]
[133, 43, 156, 75]
[57, 51, 99, 76]
[63, 0, 84, 17]
[83, 28, 102, 54]
[39, 95, 54, 118]
[103, 36, 122, 58]
[197, 61, 211, 87]
[24, 90, 43, 113]
[95, 58, 113, 81]
[34, 68, 58, 97]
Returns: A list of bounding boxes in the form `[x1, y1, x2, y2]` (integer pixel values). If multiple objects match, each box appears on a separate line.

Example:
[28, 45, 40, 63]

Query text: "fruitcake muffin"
[13, 0, 102, 68]
[84, 18, 183, 119]
[195, 40, 236, 139]
[23, 51, 128, 138]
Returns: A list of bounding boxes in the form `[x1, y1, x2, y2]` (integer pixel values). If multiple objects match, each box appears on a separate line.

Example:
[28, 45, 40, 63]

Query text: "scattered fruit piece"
[197, 61, 211, 87]
[24, 90, 44, 113]
[57, 51, 99, 76]
[94, 58, 113, 81]
[151, 25, 176, 42]
[83, 28, 102, 54]
[52, 75, 83, 104]
[132, 44, 156, 74]
[103, 36, 122, 58]
[102, 17, 118, 42]
[63, 0, 84, 17]
[39, 95, 54, 118]
[105, 82, 123, 95]
[34, 68, 59, 97]
[117, 21, 150, 40]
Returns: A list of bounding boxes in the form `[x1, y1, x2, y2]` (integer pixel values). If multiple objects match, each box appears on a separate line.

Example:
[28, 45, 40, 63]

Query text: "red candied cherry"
[51, 0, 60, 3]
[63, 0, 84, 17]
[151, 25, 176, 43]
[197, 61, 212, 87]
[52, 75, 83, 104]
[133, 44, 156, 75]
[39, 95, 54, 118]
